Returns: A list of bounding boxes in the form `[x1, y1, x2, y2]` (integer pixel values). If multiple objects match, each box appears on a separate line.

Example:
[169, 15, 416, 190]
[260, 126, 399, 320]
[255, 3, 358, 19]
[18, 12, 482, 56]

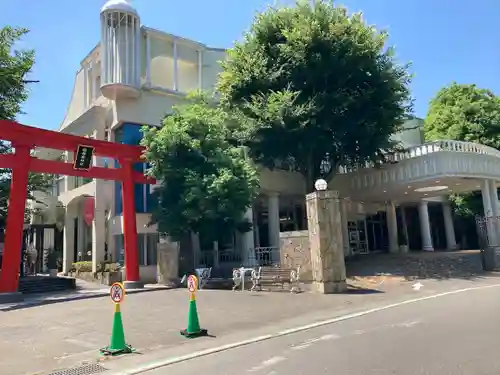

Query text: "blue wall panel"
[113, 123, 154, 215]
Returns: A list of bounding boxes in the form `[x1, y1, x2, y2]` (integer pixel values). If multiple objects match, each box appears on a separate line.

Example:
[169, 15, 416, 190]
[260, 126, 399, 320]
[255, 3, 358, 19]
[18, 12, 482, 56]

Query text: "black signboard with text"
[73, 145, 95, 170]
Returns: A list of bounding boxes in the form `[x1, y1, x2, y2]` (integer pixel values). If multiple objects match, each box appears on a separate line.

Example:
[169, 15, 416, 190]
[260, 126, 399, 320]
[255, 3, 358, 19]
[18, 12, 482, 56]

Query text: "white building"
[30, 0, 500, 282]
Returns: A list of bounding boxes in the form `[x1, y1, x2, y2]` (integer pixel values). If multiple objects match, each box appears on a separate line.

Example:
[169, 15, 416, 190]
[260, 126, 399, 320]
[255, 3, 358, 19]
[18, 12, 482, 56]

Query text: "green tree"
[141, 93, 260, 242]
[217, 0, 413, 191]
[425, 83, 500, 219]
[425, 83, 500, 147]
[0, 26, 52, 225]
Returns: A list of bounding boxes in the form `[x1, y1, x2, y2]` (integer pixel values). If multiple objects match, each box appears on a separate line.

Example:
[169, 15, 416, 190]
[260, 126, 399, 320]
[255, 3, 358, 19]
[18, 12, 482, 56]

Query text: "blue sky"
[1, 0, 499, 130]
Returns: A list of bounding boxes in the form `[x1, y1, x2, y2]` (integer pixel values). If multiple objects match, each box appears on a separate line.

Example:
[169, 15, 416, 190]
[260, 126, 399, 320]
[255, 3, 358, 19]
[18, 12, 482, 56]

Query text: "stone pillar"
[243, 206, 256, 265]
[481, 180, 497, 245]
[306, 190, 347, 294]
[442, 202, 457, 251]
[386, 201, 399, 253]
[418, 200, 434, 251]
[340, 199, 350, 257]
[267, 192, 280, 263]
[62, 211, 75, 274]
[157, 234, 180, 287]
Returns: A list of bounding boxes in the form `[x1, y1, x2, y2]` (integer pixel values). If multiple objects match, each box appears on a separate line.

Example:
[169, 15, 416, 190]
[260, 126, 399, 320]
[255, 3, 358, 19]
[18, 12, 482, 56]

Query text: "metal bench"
[251, 265, 301, 293]
[232, 267, 255, 291]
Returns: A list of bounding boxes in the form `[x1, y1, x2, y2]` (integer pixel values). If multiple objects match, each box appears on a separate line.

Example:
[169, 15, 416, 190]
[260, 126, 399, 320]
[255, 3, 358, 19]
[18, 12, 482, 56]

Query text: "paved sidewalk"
[1, 276, 499, 375]
[0, 283, 170, 312]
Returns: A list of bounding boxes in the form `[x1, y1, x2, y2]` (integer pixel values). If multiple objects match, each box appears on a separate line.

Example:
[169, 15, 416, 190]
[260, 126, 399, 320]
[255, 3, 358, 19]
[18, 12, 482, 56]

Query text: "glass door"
[348, 218, 369, 255]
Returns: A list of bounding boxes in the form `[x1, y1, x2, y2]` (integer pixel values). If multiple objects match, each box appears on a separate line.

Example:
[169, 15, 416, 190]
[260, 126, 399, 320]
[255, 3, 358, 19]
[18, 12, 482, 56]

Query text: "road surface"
[145, 285, 500, 375]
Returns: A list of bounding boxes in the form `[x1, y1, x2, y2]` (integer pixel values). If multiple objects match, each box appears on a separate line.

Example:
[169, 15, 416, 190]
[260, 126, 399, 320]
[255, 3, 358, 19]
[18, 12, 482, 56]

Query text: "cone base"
[180, 328, 208, 339]
[100, 344, 135, 356]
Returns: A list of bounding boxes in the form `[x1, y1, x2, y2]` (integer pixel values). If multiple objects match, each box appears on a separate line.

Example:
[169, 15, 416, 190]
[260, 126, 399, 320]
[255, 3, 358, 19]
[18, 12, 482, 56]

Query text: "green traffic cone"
[180, 293, 208, 338]
[100, 304, 134, 355]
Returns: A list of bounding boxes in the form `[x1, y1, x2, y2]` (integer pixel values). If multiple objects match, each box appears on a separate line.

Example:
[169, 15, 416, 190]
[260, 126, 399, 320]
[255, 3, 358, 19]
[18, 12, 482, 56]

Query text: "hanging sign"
[73, 145, 95, 170]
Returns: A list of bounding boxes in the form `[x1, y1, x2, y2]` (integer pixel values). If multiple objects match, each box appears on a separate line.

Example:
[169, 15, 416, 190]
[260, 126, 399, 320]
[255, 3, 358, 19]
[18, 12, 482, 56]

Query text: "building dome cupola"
[100, 0, 141, 99]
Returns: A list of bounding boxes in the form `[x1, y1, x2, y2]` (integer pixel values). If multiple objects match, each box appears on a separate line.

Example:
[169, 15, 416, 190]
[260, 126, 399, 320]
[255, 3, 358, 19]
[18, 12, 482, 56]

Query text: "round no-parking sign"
[110, 282, 125, 304]
[187, 275, 198, 293]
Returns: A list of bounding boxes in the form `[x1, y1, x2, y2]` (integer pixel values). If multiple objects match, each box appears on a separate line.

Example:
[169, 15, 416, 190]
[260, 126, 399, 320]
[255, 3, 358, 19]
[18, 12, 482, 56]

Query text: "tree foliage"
[425, 83, 500, 147]
[0, 26, 52, 225]
[141, 93, 260, 241]
[425, 83, 500, 218]
[217, 0, 413, 191]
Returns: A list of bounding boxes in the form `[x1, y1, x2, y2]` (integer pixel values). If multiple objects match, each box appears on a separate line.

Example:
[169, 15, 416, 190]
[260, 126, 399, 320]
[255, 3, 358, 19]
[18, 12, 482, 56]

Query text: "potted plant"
[46, 248, 60, 277]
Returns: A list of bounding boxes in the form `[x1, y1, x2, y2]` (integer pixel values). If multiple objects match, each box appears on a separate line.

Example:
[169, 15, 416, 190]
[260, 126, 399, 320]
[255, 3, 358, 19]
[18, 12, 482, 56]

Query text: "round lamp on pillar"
[314, 178, 328, 191]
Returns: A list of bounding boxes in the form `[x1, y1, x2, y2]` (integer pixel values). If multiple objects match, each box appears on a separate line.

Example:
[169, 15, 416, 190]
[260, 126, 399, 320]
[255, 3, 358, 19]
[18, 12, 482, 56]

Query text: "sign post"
[100, 282, 134, 355]
[180, 275, 208, 338]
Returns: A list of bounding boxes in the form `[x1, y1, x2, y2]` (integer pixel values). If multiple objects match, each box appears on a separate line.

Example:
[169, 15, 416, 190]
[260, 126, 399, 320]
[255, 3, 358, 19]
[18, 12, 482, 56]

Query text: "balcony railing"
[269, 140, 500, 177]
[388, 140, 500, 162]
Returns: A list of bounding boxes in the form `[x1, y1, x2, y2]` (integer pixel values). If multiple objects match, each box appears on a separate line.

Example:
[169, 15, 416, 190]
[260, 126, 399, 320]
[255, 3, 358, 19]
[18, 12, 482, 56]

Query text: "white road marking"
[319, 333, 340, 341]
[249, 356, 287, 372]
[412, 282, 424, 290]
[63, 338, 97, 349]
[113, 283, 500, 375]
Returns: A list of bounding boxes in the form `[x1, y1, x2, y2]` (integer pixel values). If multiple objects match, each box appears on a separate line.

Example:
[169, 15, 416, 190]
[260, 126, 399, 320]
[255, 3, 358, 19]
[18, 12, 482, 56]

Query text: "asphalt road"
[145, 285, 500, 375]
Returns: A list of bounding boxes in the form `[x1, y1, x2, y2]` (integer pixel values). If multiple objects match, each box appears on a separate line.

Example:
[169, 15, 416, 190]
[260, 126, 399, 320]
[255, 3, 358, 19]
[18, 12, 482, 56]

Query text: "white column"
[340, 199, 350, 257]
[488, 180, 500, 217]
[83, 65, 88, 109]
[418, 200, 434, 251]
[173, 39, 179, 91]
[92, 186, 106, 273]
[386, 201, 399, 253]
[145, 31, 151, 85]
[243, 206, 255, 265]
[62, 212, 75, 274]
[267, 192, 280, 263]
[488, 180, 500, 244]
[442, 202, 457, 250]
[78, 214, 85, 261]
[91, 60, 97, 100]
[481, 179, 497, 245]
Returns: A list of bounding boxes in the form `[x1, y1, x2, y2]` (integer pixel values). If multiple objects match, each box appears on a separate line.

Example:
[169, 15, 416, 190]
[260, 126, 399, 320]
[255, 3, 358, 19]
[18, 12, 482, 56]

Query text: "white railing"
[341, 140, 500, 173]
[273, 140, 500, 176]
[389, 140, 500, 162]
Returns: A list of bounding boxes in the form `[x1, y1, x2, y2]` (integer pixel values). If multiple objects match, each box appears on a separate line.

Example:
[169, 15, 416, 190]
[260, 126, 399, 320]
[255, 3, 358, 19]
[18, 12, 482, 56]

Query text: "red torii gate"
[0, 120, 155, 294]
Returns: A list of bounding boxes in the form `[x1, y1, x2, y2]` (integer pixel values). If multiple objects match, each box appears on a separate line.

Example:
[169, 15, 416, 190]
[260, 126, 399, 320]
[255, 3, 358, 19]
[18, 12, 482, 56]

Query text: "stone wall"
[280, 231, 312, 281]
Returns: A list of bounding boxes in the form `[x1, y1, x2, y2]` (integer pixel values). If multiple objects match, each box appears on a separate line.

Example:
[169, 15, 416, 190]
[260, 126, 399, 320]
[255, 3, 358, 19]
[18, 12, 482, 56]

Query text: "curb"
[110, 283, 500, 375]
[0, 287, 173, 312]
